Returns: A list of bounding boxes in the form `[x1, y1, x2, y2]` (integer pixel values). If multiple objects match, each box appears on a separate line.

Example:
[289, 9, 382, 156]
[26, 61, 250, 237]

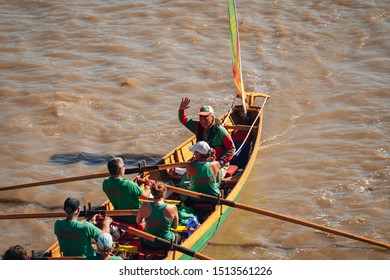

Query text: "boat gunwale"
[45, 93, 268, 260]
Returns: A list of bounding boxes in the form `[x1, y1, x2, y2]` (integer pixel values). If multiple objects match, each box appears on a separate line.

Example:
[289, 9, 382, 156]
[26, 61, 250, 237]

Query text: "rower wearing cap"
[85, 233, 123, 260]
[54, 196, 112, 257]
[186, 141, 221, 201]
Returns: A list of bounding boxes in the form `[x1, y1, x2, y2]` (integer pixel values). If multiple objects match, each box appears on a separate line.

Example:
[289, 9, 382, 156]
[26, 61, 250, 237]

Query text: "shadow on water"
[49, 152, 163, 166]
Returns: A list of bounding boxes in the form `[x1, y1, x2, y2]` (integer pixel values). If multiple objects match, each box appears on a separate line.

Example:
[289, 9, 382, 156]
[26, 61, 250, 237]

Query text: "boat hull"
[44, 92, 268, 260]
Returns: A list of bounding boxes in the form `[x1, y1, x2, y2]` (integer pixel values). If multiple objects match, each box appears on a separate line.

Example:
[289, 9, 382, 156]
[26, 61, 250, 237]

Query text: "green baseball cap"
[198, 105, 214, 116]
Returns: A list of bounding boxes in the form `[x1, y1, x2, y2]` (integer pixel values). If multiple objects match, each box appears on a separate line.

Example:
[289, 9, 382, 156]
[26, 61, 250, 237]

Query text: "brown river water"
[0, 0, 389, 260]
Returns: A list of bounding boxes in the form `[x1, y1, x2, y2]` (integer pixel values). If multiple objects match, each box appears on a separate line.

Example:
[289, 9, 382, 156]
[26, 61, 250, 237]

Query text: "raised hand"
[179, 97, 191, 110]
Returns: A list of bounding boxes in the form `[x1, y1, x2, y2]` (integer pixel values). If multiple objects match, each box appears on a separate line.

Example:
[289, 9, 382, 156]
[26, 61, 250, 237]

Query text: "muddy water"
[0, 0, 388, 259]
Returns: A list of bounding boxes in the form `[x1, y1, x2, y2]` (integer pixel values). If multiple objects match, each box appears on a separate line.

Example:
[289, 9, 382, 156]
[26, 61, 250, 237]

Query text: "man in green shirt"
[103, 157, 151, 224]
[54, 197, 112, 257]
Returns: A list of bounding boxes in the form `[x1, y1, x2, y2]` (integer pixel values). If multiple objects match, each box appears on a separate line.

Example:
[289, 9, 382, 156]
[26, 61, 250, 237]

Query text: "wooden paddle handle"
[0, 162, 190, 192]
[120, 223, 213, 260]
[166, 185, 390, 250]
[0, 209, 139, 220]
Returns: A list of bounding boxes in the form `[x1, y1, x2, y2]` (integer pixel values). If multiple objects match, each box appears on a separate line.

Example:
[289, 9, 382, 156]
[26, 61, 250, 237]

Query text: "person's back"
[136, 182, 179, 249]
[185, 141, 221, 203]
[54, 219, 101, 257]
[144, 203, 174, 248]
[188, 161, 220, 200]
[103, 157, 150, 223]
[54, 196, 112, 257]
[103, 177, 143, 223]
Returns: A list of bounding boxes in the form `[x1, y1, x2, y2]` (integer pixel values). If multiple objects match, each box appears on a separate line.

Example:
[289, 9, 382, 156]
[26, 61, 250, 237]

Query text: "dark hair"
[63, 196, 80, 214]
[2, 245, 29, 260]
[196, 147, 215, 161]
[208, 147, 216, 160]
[107, 157, 123, 175]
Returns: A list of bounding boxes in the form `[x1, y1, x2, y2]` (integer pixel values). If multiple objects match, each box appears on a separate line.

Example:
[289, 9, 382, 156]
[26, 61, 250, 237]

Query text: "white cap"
[189, 141, 210, 155]
[97, 233, 113, 250]
[174, 168, 187, 175]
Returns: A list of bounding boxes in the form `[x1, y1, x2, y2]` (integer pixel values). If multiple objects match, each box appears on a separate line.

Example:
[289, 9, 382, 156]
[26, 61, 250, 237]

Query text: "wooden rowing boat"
[43, 0, 270, 260]
[5, 1, 390, 259]
[43, 91, 268, 260]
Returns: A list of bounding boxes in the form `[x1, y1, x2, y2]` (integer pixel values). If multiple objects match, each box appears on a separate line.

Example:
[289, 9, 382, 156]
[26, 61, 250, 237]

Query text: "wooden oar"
[116, 222, 213, 260]
[140, 198, 181, 205]
[0, 209, 138, 220]
[166, 185, 390, 250]
[0, 162, 188, 192]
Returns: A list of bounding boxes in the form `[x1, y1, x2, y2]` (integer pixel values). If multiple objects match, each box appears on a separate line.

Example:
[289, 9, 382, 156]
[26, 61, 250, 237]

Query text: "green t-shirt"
[54, 219, 101, 257]
[102, 177, 143, 223]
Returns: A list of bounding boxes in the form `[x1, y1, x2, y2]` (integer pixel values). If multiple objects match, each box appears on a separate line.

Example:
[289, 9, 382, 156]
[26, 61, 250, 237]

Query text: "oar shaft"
[138, 162, 189, 173]
[232, 202, 390, 250]
[0, 172, 110, 192]
[0, 212, 66, 220]
[0, 209, 138, 220]
[0, 162, 189, 192]
[99, 210, 139, 217]
[166, 185, 390, 250]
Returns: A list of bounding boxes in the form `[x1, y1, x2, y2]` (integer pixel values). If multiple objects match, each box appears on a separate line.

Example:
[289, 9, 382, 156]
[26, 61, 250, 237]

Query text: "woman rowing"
[184, 141, 222, 205]
[136, 181, 180, 249]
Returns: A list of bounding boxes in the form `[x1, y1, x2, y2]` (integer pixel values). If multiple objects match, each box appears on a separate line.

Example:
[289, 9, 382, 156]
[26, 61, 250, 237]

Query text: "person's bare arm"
[136, 203, 151, 224]
[210, 161, 221, 181]
[101, 216, 113, 234]
[138, 184, 151, 199]
[165, 205, 179, 229]
[172, 207, 178, 229]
